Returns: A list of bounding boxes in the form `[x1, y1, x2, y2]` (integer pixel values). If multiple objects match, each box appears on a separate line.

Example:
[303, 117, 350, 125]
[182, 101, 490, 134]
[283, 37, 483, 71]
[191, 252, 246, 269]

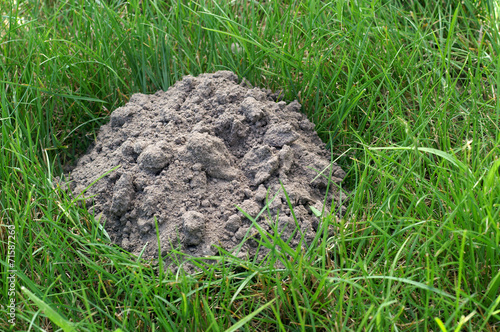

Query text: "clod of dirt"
[68, 71, 347, 266]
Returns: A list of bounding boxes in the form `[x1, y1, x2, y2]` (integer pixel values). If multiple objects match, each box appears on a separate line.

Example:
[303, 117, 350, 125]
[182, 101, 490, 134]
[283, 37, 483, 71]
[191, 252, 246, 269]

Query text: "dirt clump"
[68, 71, 347, 265]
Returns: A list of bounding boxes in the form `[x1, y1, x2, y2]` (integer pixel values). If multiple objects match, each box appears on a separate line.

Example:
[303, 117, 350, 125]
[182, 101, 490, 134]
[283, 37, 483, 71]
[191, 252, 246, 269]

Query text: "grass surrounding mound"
[1, 0, 499, 330]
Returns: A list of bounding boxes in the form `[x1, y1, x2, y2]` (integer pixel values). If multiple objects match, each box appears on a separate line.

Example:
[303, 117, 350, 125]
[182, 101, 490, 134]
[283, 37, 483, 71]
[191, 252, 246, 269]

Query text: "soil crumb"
[68, 71, 347, 266]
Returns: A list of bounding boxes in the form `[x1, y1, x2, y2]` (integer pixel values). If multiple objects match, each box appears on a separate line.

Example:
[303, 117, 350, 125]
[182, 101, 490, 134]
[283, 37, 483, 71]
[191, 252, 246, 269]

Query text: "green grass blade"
[224, 298, 276, 332]
[21, 286, 77, 332]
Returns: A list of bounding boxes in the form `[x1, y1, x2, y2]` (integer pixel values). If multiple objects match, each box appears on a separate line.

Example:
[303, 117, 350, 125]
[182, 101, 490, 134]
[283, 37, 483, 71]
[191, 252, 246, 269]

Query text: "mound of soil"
[68, 71, 346, 264]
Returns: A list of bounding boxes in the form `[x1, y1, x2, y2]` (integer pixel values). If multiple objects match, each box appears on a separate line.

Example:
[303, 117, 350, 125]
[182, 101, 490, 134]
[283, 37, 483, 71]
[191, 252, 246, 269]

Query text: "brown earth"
[67, 71, 347, 267]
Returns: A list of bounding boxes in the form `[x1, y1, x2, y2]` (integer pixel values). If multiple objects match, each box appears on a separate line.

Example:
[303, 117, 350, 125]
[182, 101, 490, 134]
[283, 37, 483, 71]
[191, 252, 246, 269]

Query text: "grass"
[1, 0, 499, 330]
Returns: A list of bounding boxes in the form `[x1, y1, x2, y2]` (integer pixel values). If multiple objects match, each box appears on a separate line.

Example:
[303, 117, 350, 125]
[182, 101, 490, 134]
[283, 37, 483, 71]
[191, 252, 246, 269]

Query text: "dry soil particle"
[68, 71, 347, 265]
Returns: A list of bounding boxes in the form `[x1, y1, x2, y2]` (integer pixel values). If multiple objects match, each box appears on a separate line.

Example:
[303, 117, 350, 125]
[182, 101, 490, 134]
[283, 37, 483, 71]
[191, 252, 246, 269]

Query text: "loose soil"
[68, 71, 347, 266]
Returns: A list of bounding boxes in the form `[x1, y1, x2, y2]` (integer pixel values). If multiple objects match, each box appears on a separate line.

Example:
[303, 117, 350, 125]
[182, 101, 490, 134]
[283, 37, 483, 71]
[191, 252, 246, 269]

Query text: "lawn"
[1, 0, 499, 331]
